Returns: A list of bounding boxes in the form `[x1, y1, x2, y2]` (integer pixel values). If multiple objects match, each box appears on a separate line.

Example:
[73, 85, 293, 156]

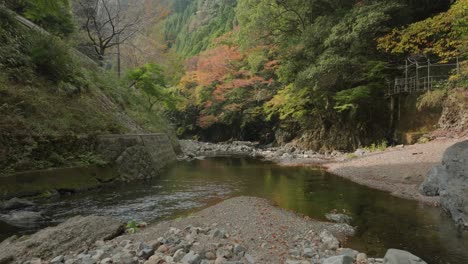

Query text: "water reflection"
[0, 157, 466, 263]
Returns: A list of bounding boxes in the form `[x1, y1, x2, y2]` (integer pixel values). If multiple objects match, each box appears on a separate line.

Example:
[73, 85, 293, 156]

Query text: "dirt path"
[324, 137, 467, 205]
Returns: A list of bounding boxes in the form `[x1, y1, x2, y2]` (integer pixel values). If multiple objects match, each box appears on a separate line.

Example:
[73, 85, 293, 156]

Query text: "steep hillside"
[165, 0, 463, 151]
[165, 0, 236, 57]
[0, 8, 175, 175]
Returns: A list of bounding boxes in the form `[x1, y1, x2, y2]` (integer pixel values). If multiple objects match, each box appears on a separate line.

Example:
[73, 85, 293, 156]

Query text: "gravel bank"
[116, 196, 355, 264]
[324, 138, 467, 205]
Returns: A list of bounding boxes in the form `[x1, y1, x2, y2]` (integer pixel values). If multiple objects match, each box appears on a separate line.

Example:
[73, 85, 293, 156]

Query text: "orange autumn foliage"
[196, 45, 243, 86]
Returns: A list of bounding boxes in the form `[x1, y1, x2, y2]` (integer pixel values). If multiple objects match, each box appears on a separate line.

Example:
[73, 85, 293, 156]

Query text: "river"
[1, 157, 467, 263]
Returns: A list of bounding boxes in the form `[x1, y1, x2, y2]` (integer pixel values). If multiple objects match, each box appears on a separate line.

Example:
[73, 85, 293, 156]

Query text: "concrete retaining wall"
[97, 133, 177, 181]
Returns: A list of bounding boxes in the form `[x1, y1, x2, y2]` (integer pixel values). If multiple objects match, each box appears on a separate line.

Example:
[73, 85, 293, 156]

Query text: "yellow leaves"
[376, 0, 467, 60]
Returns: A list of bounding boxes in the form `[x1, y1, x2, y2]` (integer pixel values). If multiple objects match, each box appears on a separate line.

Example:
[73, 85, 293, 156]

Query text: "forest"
[0, 0, 466, 174]
[1, 1, 468, 263]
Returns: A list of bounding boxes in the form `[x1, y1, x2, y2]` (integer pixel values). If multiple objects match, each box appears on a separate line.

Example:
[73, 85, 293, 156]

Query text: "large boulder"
[419, 165, 448, 196]
[440, 140, 468, 228]
[419, 140, 468, 228]
[383, 249, 427, 264]
[0, 215, 124, 263]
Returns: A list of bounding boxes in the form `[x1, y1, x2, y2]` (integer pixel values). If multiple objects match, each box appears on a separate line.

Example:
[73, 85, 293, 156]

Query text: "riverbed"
[1, 157, 467, 263]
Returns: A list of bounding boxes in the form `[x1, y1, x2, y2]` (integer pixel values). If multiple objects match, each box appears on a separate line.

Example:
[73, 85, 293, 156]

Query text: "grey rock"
[323, 255, 353, 264]
[325, 213, 352, 224]
[137, 247, 154, 260]
[244, 253, 255, 264]
[356, 253, 367, 263]
[181, 251, 200, 264]
[112, 252, 137, 264]
[211, 229, 226, 239]
[420, 140, 468, 228]
[51, 255, 65, 263]
[215, 257, 226, 264]
[419, 165, 448, 196]
[354, 149, 366, 156]
[173, 249, 186, 262]
[0, 198, 34, 211]
[0, 211, 44, 227]
[0, 215, 124, 264]
[319, 230, 339, 250]
[234, 244, 246, 255]
[383, 249, 427, 264]
[337, 248, 358, 259]
[28, 258, 42, 264]
[286, 260, 310, 264]
[303, 247, 315, 258]
[289, 247, 301, 257]
[100, 258, 112, 264]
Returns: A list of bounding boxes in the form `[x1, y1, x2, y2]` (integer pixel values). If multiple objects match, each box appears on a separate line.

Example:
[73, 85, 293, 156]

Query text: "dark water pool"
[1, 157, 467, 263]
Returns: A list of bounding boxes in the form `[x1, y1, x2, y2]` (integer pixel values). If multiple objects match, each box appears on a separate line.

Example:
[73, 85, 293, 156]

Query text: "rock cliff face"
[420, 140, 468, 228]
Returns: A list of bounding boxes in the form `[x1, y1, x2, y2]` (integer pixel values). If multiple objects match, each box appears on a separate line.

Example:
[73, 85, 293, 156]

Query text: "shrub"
[27, 33, 75, 83]
[416, 88, 447, 111]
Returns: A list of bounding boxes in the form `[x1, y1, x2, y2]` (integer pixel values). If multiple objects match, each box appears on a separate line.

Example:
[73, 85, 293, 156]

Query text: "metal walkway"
[386, 58, 461, 96]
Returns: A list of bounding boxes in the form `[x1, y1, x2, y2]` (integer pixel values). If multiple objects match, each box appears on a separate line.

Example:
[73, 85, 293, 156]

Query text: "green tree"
[377, 0, 467, 61]
[6, 0, 75, 37]
[126, 63, 178, 111]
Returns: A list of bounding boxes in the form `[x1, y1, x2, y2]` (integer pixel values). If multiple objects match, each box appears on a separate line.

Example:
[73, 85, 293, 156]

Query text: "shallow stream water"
[1, 157, 467, 263]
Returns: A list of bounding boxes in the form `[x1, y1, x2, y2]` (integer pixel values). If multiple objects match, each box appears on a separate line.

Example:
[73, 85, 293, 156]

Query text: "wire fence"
[387, 59, 460, 96]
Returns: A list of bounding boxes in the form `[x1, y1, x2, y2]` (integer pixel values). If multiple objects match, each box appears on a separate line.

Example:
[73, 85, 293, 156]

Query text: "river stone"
[337, 248, 358, 259]
[325, 213, 352, 224]
[383, 249, 427, 264]
[51, 255, 65, 263]
[419, 165, 448, 196]
[323, 255, 353, 264]
[0, 210, 44, 227]
[181, 250, 200, 264]
[319, 230, 340, 250]
[0, 197, 34, 211]
[173, 248, 186, 262]
[0, 215, 124, 264]
[356, 253, 368, 263]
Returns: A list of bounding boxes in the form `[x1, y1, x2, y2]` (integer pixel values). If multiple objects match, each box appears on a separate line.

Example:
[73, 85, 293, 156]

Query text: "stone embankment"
[1, 197, 428, 264]
[178, 140, 343, 165]
[97, 134, 177, 181]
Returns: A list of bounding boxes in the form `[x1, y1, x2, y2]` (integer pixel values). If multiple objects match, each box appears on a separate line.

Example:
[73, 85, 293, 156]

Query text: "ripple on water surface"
[1, 157, 467, 264]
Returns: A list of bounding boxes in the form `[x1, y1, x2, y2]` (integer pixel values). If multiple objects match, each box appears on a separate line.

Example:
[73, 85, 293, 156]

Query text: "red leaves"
[197, 115, 218, 129]
[196, 45, 243, 86]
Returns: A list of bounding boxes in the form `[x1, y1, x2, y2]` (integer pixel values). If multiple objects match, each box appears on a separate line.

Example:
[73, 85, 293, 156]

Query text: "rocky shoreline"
[179, 138, 465, 207]
[0, 197, 427, 264]
[178, 140, 343, 166]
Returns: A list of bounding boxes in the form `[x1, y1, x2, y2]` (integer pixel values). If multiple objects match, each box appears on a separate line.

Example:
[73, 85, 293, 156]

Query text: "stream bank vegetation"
[0, 1, 177, 175]
[1, 0, 466, 174]
[166, 0, 466, 151]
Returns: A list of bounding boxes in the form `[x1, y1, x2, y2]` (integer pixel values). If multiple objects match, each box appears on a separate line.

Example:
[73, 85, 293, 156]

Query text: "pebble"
[44, 220, 421, 264]
[51, 255, 65, 263]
